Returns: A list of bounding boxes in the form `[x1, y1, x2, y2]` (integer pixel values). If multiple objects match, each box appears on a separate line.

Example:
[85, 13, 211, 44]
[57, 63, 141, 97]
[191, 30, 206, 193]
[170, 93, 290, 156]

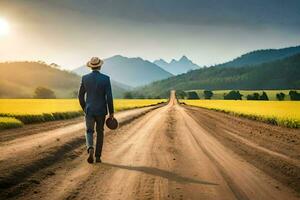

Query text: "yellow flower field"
[0, 99, 166, 115]
[182, 100, 300, 128]
[0, 99, 166, 127]
[0, 99, 82, 115]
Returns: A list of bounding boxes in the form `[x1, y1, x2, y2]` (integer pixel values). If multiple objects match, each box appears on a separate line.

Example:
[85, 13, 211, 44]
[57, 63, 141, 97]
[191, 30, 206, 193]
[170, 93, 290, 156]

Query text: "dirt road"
[0, 91, 299, 200]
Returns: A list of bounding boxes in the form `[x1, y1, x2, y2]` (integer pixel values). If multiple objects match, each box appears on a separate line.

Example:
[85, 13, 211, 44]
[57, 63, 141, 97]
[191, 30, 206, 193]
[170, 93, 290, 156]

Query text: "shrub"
[289, 90, 300, 101]
[123, 92, 133, 99]
[224, 90, 243, 100]
[247, 93, 260, 100]
[34, 86, 56, 99]
[203, 90, 213, 99]
[246, 92, 269, 101]
[260, 92, 269, 100]
[276, 92, 285, 101]
[187, 91, 199, 99]
[176, 90, 186, 99]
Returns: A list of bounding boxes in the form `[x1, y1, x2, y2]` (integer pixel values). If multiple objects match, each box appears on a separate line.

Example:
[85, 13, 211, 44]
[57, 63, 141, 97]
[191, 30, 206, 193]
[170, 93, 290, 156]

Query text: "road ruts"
[0, 91, 298, 200]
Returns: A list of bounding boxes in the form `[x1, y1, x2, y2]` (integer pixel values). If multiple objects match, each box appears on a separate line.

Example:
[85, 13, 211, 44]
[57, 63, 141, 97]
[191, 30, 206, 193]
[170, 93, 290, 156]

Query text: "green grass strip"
[0, 117, 24, 130]
[0, 111, 84, 124]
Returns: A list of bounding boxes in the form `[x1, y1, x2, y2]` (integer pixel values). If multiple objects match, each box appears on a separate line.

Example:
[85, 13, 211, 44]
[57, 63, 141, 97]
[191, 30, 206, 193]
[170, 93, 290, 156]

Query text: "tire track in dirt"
[184, 105, 300, 194]
[222, 129, 300, 166]
[53, 92, 236, 200]
[0, 118, 83, 143]
[0, 105, 163, 199]
[178, 105, 299, 200]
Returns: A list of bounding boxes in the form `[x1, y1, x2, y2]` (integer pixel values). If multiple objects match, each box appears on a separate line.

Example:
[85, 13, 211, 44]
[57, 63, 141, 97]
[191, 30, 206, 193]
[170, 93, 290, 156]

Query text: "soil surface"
[0, 92, 299, 200]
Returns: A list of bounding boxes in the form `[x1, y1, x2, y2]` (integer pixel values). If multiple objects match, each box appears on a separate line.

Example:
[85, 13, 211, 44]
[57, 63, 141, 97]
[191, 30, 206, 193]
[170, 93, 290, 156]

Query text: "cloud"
[0, 0, 299, 68]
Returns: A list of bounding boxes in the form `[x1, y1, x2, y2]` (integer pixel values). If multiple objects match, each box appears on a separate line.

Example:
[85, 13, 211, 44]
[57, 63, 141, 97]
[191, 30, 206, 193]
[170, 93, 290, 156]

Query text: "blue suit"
[78, 70, 114, 158]
[78, 70, 114, 116]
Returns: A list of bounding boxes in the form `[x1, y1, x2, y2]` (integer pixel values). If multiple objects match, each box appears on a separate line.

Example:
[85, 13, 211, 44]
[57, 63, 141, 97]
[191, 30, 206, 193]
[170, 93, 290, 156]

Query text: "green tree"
[247, 92, 259, 100]
[71, 90, 78, 98]
[137, 94, 145, 99]
[203, 90, 213, 99]
[187, 91, 199, 99]
[176, 90, 186, 99]
[289, 90, 300, 100]
[259, 92, 269, 100]
[224, 90, 242, 100]
[123, 91, 133, 99]
[276, 92, 285, 101]
[34, 86, 56, 99]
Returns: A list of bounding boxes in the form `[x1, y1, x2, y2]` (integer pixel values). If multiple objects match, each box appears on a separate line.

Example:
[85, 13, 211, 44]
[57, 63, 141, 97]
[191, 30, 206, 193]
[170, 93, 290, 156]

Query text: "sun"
[0, 18, 10, 36]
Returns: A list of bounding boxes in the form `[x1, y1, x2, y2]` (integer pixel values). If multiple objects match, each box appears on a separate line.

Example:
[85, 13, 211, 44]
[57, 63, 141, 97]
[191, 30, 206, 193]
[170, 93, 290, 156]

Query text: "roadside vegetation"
[0, 117, 23, 130]
[181, 100, 300, 128]
[114, 99, 166, 111]
[0, 99, 166, 129]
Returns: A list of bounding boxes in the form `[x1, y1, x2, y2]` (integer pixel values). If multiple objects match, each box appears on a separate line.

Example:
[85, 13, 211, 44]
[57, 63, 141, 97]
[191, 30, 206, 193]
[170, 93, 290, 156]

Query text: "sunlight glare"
[0, 18, 10, 36]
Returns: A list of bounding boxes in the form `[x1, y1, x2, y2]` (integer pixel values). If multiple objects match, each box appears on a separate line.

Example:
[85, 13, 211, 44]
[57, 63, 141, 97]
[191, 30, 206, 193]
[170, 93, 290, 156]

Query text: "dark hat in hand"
[106, 117, 118, 130]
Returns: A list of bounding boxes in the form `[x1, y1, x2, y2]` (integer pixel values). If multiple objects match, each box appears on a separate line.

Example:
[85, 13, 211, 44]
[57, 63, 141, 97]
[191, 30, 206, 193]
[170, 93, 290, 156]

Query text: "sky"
[0, 0, 300, 70]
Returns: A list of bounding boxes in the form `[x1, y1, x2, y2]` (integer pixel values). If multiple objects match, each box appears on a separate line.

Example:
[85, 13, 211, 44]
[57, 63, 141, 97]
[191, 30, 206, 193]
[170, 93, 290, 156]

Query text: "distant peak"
[154, 58, 168, 63]
[110, 55, 126, 59]
[170, 59, 177, 64]
[180, 55, 188, 60]
[109, 55, 145, 62]
[179, 55, 190, 62]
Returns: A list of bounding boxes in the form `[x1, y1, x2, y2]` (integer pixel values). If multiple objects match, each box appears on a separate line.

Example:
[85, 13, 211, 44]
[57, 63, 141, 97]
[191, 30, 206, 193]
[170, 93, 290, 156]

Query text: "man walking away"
[78, 57, 114, 164]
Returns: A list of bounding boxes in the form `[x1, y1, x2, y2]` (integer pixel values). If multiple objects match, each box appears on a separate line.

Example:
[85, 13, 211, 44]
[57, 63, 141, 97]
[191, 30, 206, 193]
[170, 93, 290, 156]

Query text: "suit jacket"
[78, 70, 114, 116]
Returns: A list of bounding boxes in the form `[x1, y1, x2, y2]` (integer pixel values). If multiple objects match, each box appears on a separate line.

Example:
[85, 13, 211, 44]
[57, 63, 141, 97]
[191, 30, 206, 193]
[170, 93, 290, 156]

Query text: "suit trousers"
[85, 115, 106, 158]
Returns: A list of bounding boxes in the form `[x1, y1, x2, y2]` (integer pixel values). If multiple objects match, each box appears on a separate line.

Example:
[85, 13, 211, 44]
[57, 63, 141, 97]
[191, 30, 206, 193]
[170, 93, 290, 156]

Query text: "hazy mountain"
[0, 61, 127, 98]
[218, 45, 300, 68]
[154, 56, 200, 75]
[134, 53, 300, 98]
[73, 55, 173, 87]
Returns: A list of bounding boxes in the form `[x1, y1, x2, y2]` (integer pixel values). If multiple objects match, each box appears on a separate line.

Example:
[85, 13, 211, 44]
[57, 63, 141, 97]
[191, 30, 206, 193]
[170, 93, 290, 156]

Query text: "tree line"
[32, 86, 300, 101]
[176, 90, 300, 101]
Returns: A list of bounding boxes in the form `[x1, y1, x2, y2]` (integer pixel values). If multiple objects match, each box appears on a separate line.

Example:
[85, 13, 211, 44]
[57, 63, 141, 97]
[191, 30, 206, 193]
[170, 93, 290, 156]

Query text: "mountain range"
[132, 47, 300, 98]
[218, 45, 300, 68]
[73, 55, 173, 87]
[1, 45, 299, 99]
[153, 56, 200, 75]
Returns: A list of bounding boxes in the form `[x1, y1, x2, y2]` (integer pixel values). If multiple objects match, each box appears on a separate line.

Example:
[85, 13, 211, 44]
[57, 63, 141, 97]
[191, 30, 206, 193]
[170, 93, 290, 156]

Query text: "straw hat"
[87, 57, 104, 68]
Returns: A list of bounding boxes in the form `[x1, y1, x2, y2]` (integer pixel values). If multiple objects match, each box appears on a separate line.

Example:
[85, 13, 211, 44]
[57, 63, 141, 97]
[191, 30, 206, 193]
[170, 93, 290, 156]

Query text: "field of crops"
[182, 100, 300, 128]
[0, 99, 166, 129]
[186, 90, 299, 100]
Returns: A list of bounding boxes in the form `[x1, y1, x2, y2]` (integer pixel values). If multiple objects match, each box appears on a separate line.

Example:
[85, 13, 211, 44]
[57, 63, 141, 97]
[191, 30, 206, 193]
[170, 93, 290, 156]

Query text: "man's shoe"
[87, 148, 94, 164]
[95, 157, 102, 163]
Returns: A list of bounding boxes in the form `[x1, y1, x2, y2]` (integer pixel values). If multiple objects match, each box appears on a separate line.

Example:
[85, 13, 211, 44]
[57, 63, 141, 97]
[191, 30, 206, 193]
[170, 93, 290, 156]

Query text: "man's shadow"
[101, 162, 218, 186]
